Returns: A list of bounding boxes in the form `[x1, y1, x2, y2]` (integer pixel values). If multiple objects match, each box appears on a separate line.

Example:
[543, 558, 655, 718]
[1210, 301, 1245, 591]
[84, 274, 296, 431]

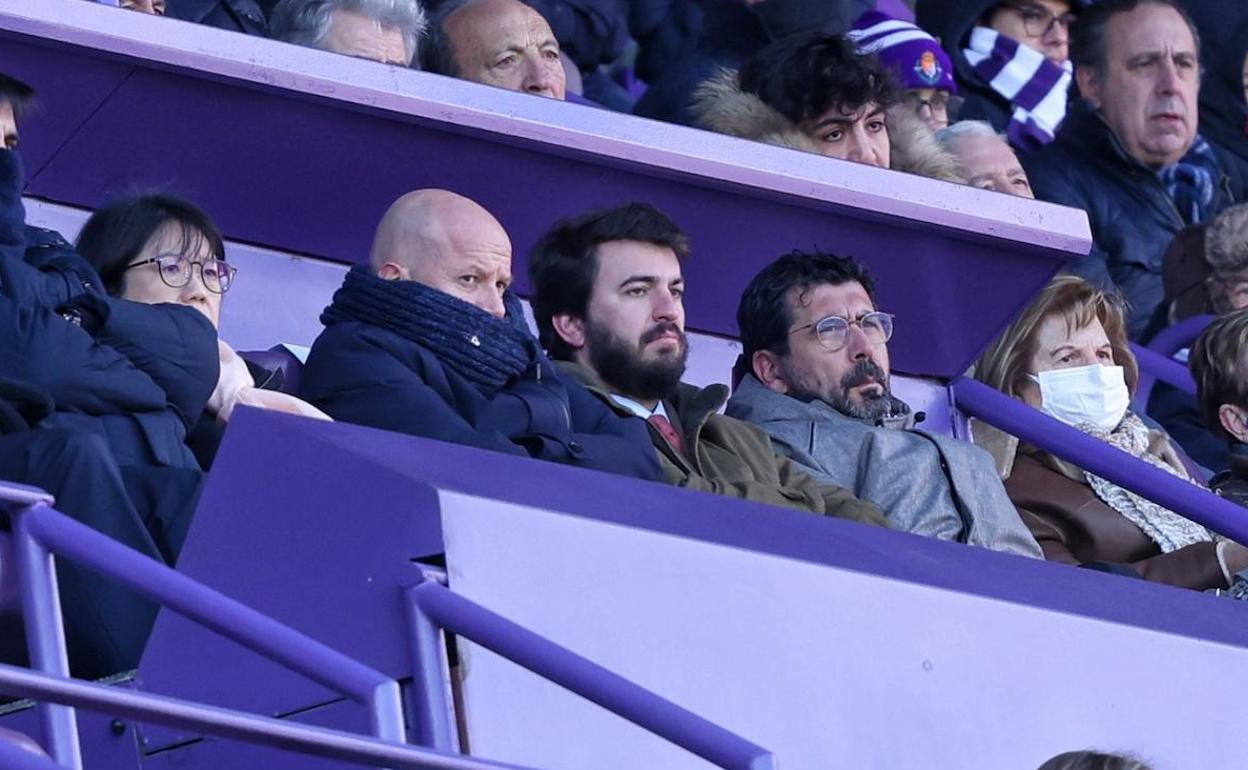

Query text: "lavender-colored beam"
[409, 580, 777, 770]
[9, 504, 81, 770]
[0, 663, 539, 770]
[15, 500, 404, 743]
[951, 378, 1248, 545]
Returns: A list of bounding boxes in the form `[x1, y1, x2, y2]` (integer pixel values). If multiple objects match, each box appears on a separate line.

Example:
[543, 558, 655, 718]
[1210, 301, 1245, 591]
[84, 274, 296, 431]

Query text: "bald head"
[438, 0, 566, 100]
[371, 189, 513, 318]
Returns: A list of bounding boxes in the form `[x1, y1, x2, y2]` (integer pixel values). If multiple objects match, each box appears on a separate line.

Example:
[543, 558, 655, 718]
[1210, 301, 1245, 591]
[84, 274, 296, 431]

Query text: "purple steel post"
[0, 663, 540, 770]
[1131, 343, 1196, 408]
[951, 378, 1248, 544]
[1148, 314, 1215, 357]
[3, 491, 82, 770]
[8, 497, 405, 744]
[409, 578, 777, 770]
[403, 578, 458, 752]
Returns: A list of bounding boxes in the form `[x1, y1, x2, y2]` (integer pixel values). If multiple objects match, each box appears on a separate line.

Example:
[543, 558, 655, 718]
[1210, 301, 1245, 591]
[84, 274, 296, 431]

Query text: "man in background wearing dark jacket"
[301, 189, 661, 482]
[1023, 0, 1248, 339]
[0, 73, 215, 679]
[526, 201, 886, 526]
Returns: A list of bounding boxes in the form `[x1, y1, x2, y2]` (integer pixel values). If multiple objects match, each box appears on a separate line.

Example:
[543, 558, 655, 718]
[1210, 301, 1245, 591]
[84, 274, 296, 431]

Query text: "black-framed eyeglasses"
[999, 1, 1076, 36]
[124, 254, 238, 294]
[789, 311, 894, 352]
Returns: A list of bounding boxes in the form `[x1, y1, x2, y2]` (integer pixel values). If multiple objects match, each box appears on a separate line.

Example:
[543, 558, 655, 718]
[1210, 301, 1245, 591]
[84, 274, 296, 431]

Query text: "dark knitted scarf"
[321, 266, 539, 390]
[1158, 135, 1222, 225]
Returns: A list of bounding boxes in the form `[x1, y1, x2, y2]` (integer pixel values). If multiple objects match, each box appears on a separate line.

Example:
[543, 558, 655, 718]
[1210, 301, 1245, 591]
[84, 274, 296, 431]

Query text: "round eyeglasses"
[1000, 2, 1076, 37]
[124, 254, 238, 294]
[789, 311, 894, 352]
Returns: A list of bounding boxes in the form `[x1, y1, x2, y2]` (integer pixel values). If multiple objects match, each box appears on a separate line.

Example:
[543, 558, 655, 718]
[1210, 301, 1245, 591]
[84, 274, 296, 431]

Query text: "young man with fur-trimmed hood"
[691, 32, 965, 184]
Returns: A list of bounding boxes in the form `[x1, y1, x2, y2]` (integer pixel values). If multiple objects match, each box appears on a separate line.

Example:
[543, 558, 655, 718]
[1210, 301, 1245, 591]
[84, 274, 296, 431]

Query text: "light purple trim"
[951, 378, 1248, 544]
[0, 0, 1090, 254]
[0, 663, 539, 770]
[407, 575, 777, 770]
[0, 737, 60, 770]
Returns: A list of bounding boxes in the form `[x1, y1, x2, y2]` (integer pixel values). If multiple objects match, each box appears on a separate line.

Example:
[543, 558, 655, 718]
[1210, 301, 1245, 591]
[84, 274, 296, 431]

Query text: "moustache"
[841, 358, 887, 392]
[640, 322, 685, 347]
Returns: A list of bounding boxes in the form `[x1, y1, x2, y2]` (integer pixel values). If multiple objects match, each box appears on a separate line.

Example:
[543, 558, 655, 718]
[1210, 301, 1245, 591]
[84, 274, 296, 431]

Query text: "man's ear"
[377, 261, 409, 281]
[551, 313, 586, 351]
[1219, 403, 1248, 444]
[752, 350, 788, 394]
[1075, 67, 1102, 110]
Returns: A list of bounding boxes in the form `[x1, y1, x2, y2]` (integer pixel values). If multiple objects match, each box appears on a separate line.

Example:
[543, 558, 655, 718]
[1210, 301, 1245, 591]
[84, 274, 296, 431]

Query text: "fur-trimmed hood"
[692, 69, 966, 184]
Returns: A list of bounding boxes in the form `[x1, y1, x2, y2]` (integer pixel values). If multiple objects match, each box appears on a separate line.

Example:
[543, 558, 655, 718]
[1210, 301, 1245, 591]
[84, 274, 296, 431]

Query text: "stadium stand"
[4, 0, 1248, 768]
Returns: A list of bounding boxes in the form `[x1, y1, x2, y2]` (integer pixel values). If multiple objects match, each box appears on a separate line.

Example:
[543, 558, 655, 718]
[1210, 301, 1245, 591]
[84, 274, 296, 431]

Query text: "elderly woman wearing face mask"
[973, 275, 1248, 592]
[75, 194, 328, 468]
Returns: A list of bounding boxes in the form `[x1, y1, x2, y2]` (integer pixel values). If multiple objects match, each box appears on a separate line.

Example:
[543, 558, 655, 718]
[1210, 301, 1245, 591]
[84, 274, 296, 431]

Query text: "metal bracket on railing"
[403, 569, 777, 770]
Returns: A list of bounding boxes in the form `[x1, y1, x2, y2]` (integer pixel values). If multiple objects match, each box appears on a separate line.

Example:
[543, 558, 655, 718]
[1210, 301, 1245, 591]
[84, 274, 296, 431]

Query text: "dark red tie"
[648, 413, 688, 458]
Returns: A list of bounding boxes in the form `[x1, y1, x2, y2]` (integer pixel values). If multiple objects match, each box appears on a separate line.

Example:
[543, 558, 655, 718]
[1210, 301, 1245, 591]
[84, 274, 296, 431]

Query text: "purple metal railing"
[1130, 314, 1215, 407]
[1131, 342, 1197, 408]
[404, 571, 778, 770]
[0, 663, 538, 770]
[0, 735, 61, 770]
[0, 483, 405, 768]
[952, 378, 1248, 545]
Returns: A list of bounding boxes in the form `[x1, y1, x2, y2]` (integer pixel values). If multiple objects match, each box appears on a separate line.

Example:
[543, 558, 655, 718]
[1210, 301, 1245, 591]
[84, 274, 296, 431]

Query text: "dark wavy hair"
[736, 250, 878, 363]
[737, 32, 901, 127]
[1071, 0, 1200, 78]
[75, 193, 225, 296]
[528, 202, 690, 361]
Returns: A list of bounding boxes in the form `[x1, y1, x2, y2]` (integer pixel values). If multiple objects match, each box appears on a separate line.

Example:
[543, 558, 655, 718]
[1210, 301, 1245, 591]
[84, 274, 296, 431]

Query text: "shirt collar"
[609, 393, 668, 421]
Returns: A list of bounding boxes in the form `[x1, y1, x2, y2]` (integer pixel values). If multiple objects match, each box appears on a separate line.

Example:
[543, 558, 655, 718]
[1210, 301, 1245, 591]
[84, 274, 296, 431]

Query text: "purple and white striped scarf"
[963, 26, 1072, 151]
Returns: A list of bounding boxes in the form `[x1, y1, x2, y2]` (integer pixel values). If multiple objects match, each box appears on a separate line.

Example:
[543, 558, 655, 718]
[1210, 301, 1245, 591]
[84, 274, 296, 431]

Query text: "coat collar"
[727, 374, 917, 430]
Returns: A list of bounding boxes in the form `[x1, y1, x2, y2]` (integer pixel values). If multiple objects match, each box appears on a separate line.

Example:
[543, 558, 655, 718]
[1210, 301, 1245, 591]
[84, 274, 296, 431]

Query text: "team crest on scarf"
[914, 50, 942, 86]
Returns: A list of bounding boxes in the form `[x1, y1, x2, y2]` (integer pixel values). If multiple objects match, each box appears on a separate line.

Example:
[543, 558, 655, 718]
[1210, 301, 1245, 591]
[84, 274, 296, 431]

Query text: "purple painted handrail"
[0, 663, 539, 770]
[0, 485, 406, 765]
[951, 378, 1248, 545]
[1148, 315, 1216, 358]
[1131, 343, 1197, 408]
[405, 576, 777, 770]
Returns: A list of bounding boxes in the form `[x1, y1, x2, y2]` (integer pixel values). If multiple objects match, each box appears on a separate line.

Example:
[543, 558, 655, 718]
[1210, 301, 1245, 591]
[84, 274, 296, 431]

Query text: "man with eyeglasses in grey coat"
[726, 250, 1042, 558]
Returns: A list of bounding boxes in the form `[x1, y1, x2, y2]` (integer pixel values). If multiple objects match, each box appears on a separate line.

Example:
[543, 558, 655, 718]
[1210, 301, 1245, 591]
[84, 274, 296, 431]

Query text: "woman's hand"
[208, 340, 255, 420]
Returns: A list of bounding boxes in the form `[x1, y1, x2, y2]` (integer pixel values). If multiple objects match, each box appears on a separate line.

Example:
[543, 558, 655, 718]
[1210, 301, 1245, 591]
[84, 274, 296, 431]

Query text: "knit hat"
[848, 10, 957, 94]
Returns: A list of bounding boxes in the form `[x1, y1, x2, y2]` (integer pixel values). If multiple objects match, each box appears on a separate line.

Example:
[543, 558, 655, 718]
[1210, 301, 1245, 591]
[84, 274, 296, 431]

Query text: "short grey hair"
[933, 120, 1004, 151]
[270, 0, 428, 65]
[1207, 202, 1248, 274]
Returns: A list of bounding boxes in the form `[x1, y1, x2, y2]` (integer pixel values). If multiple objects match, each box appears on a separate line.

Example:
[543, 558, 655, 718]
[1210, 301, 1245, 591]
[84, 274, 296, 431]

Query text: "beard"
[586, 319, 688, 403]
[783, 357, 893, 421]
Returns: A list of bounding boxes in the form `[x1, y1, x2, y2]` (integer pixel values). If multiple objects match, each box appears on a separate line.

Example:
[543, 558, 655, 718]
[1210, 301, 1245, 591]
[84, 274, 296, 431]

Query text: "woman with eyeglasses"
[76, 193, 327, 468]
[973, 275, 1248, 594]
[916, 0, 1080, 151]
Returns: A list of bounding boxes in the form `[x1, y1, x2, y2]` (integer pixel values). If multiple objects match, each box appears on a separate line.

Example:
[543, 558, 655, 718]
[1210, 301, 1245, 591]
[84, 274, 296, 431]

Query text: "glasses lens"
[861, 312, 894, 344]
[201, 260, 235, 293]
[814, 316, 850, 350]
[155, 255, 191, 288]
[1019, 5, 1052, 35]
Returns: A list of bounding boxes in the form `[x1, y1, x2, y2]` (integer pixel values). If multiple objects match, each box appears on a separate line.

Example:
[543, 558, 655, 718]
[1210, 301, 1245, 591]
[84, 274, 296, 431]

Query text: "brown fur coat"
[692, 69, 966, 184]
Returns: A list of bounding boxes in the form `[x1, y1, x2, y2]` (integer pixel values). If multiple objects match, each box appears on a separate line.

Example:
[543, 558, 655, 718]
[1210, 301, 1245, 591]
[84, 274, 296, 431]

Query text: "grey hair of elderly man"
[270, 0, 428, 67]
[936, 120, 1035, 199]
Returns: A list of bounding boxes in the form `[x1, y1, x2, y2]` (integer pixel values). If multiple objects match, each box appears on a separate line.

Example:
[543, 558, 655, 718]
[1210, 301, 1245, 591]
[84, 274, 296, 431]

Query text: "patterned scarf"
[1157, 135, 1222, 225]
[963, 26, 1072, 151]
[320, 266, 539, 391]
[1078, 413, 1213, 553]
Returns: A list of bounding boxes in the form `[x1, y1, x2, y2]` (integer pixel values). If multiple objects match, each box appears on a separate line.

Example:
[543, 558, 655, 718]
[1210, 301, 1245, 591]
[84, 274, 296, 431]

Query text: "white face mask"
[1029, 364, 1130, 432]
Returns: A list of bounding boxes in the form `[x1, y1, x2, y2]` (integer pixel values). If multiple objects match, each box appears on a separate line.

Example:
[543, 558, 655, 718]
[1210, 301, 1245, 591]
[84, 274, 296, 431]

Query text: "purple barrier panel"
[136, 412, 443, 752]
[141, 408, 1248, 766]
[0, 1, 1087, 378]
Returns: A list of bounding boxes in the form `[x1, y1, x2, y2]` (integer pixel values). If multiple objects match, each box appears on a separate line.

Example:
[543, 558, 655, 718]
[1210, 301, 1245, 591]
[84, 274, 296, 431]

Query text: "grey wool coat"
[727, 375, 1042, 558]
